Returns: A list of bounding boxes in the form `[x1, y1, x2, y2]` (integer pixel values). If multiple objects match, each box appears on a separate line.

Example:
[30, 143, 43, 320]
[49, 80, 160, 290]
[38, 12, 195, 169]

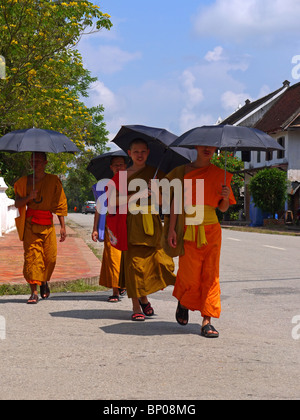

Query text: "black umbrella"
[0, 127, 79, 153]
[0, 127, 79, 194]
[111, 125, 197, 176]
[170, 124, 285, 182]
[87, 150, 129, 181]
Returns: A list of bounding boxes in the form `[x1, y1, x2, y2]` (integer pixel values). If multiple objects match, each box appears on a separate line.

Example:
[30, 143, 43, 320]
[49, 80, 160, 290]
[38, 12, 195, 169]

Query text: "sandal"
[139, 300, 154, 316]
[27, 294, 39, 304]
[40, 282, 50, 299]
[131, 313, 145, 322]
[119, 288, 126, 296]
[176, 301, 189, 326]
[108, 295, 120, 302]
[201, 324, 219, 338]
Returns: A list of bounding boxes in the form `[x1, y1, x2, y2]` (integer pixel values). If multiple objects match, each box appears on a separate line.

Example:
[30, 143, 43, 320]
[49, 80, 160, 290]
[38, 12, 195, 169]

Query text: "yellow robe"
[99, 226, 122, 288]
[14, 174, 68, 285]
[164, 164, 236, 318]
[119, 165, 176, 298]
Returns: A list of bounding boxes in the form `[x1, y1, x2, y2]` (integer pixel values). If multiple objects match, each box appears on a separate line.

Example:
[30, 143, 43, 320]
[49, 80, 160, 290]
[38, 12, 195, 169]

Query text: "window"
[277, 137, 285, 159]
[257, 151, 261, 163]
[266, 150, 273, 161]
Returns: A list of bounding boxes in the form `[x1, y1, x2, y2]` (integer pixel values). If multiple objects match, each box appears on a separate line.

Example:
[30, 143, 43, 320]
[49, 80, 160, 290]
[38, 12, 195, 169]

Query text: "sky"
[77, 0, 300, 147]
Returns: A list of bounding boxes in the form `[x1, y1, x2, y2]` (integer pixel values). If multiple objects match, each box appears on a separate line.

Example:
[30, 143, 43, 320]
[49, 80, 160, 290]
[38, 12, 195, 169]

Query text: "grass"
[0, 279, 107, 296]
[222, 224, 300, 236]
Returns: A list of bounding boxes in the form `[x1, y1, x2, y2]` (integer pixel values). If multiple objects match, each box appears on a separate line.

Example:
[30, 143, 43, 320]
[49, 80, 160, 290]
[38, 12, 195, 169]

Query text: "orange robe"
[165, 164, 236, 318]
[14, 174, 68, 286]
[99, 226, 122, 288]
[118, 165, 176, 298]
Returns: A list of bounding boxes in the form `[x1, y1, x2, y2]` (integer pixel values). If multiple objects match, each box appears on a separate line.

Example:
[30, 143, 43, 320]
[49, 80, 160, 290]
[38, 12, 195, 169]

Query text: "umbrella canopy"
[0, 127, 79, 153]
[87, 150, 129, 181]
[170, 124, 285, 152]
[112, 125, 197, 175]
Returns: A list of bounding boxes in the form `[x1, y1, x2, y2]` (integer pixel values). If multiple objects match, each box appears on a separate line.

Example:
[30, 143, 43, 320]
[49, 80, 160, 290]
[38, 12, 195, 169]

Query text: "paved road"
[0, 216, 299, 400]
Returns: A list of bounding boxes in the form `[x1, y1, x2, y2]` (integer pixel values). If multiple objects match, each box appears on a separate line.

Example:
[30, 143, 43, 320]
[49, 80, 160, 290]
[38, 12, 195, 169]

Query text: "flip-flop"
[201, 324, 219, 338]
[131, 313, 145, 322]
[40, 282, 50, 299]
[27, 294, 39, 304]
[119, 288, 126, 296]
[176, 301, 189, 326]
[139, 300, 154, 316]
[108, 295, 120, 302]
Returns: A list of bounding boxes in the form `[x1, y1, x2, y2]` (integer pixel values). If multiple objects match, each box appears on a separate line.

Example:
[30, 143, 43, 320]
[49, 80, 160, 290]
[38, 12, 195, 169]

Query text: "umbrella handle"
[32, 151, 35, 190]
[153, 148, 167, 179]
[224, 151, 227, 186]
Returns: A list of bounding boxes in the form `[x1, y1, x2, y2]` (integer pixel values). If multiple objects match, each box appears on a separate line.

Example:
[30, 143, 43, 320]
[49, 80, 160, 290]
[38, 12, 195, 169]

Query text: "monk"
[108, 139, 176, 321]
[14, 152, 68, 304]
[164, 146, 236, 337]
[91, 155, 127, 302]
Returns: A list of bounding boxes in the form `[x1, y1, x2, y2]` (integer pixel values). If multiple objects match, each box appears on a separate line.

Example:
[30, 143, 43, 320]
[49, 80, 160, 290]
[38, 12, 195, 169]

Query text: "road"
[0, 214, 299, 401]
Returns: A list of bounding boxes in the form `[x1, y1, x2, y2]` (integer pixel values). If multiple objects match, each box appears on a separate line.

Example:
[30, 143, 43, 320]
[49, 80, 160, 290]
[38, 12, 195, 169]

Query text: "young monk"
[164, 146, 236, 337]
[92, 155, 127, 302]
[107, 139, 176, 321]
[14, 152, 68, 304]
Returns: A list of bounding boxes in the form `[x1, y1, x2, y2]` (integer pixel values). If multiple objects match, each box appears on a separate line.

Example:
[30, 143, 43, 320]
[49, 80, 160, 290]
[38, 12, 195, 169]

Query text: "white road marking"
[227, 237, 242, 242]
[263, 245, 286, 251]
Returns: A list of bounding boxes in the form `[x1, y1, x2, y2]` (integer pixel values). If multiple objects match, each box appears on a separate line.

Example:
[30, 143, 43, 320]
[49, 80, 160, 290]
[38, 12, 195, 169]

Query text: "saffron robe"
[164, 164, 236, 318]
[14, 174, 68, 285]
[118, 165, 176, 298]
[99, 226, 122, 288]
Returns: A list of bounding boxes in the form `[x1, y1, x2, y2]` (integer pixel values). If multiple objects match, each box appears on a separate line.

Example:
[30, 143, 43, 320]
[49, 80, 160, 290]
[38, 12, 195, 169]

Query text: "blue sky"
[78, 0, 300, 144]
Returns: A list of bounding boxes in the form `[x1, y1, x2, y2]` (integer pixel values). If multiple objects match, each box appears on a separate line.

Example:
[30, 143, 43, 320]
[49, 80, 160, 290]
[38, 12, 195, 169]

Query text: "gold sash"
[128, 203, 157, 236]
[183, 205, 218, 248]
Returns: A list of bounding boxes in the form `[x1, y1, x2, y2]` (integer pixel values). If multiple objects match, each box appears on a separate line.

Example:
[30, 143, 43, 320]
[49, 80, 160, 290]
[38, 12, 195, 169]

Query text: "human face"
[128, 143, 150, 167]
[195, 146, 216, 163]
[30, 153, 47, 173]
[110, 157, 127, 175]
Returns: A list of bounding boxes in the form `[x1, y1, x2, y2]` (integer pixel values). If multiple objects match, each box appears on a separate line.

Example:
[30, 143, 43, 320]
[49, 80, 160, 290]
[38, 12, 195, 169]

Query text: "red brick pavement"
[0, 223, 101, 285]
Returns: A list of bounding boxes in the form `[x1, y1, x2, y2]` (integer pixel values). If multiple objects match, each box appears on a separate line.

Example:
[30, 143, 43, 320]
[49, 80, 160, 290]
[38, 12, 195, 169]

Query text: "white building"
[0, 177, 18, 236]
[221, 80, 300, 221]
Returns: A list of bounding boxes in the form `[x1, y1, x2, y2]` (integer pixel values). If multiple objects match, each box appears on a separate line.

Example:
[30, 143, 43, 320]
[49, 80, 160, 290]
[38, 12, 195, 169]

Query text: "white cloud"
[96, 46, 142, 74]
[221, 91, 251, 111]
[89, 81, 119, 110]
[79, 41, 141, 75]
[179, 109, 215, 133]
[193, 0, 300, 44]
[205, 46, 225, 62]
[181, 70, 204, 109]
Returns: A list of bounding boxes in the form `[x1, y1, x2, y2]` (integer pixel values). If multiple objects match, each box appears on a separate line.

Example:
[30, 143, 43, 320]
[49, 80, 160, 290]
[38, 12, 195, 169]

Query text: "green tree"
[249, 168, 288, 218]
[212, 151, 244, 220]
[0, 0, 111, 191]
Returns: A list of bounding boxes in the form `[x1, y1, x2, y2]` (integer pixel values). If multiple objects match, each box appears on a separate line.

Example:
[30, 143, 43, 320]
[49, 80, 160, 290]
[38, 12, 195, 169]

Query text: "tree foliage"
[0, 0, 112, 199]
[249, 168, 288, 218]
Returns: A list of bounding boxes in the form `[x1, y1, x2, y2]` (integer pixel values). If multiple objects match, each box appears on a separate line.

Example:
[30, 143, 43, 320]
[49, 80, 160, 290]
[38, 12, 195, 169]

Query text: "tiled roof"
[255, 81, 300, 133]
[221, 84, 287, 125]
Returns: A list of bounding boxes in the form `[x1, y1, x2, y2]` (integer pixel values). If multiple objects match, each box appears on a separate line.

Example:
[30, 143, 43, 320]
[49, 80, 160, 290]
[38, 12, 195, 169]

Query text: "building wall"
[288, 130, 300, 182]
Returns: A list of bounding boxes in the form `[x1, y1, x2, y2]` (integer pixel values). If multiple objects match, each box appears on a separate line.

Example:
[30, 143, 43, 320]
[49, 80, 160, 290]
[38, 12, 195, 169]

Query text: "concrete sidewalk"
[0, 220, 299, 400]
[0, 218, 100, 285]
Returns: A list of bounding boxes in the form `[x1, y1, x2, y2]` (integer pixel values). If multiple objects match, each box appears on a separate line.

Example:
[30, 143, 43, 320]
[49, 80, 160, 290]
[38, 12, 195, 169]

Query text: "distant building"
[221, 80, 300, 221]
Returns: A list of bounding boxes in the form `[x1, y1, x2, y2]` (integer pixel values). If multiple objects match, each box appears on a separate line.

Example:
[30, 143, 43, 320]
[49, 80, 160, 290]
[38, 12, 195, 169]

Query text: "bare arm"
[92, 211, 100, 242]
[58, 215, 67, 242]
[168, 199, 178, 248]
[218, 186, 230, 213]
